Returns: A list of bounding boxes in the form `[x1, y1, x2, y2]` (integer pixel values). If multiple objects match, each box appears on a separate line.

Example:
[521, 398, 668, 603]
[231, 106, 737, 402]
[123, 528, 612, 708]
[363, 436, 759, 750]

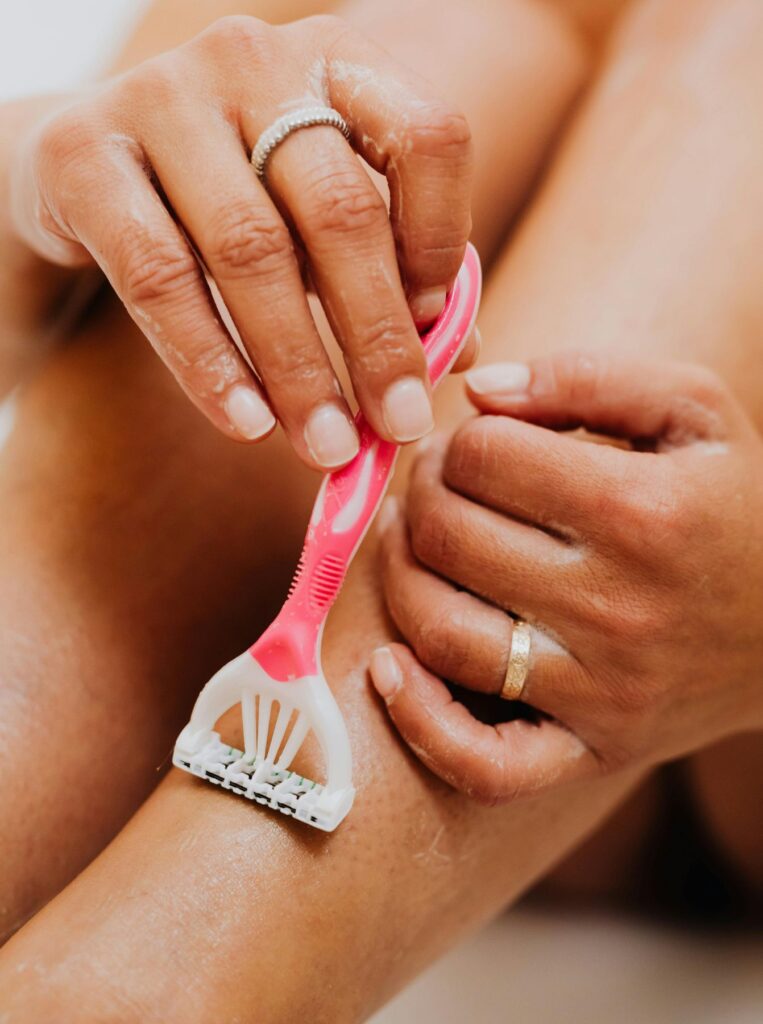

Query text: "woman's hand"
[370, 351, 763, 803]
[9, 15, 474, 468]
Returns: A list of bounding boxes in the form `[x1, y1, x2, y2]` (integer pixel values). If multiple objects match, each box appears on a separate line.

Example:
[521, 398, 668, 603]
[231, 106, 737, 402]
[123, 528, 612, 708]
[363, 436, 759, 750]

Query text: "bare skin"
[0, 0, 590, 456]
[373, 352, 763, 800]
[0, 0, 761, 1017]
[0, 2, 757, 1015]
[0, 0, 588, 941]
[0, 333, 641, 1017]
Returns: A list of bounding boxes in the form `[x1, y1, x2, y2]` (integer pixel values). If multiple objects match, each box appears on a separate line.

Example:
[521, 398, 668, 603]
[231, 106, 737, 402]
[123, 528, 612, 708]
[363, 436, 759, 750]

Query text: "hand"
[370, 351, 763, 803]
[9, 15, 475, 468]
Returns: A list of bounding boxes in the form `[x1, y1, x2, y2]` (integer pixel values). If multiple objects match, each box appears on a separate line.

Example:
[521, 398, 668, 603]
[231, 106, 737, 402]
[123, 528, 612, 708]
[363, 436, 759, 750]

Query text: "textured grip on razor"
[253, 244, 482, 680]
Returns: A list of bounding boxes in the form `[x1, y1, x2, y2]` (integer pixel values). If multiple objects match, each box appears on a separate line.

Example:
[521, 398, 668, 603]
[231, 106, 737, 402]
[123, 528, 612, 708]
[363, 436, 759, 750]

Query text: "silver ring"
[500, 619, 532, 701]
[251, 106, 351, 179]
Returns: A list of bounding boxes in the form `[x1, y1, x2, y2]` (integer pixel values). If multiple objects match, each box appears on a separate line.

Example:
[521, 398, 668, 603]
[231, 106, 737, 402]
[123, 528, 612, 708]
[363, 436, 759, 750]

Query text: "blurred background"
[2, 3, 761, 1021]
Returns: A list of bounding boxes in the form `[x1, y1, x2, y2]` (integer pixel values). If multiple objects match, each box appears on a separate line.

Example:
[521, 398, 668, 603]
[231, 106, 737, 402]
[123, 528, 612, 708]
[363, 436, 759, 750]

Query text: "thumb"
[464, 351, 741, 446]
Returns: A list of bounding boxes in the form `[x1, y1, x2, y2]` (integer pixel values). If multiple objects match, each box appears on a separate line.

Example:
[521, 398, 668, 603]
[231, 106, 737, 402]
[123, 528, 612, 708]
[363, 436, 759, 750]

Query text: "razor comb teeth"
[308, 553, 344, 610]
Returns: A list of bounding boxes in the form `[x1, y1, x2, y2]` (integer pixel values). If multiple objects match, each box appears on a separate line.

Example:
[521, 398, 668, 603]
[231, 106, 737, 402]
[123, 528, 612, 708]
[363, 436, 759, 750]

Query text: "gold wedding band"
[501, 619, 532, 701]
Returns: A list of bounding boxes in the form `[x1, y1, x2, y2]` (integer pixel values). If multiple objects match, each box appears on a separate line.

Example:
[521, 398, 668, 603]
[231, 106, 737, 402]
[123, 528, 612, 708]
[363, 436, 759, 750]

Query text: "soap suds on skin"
[328, 59, 423, 157]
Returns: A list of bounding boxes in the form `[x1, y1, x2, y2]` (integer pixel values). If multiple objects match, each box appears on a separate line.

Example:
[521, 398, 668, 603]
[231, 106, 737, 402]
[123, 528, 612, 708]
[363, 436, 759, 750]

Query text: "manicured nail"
[304, 403, 360, 468]
[410, 287, 446, 327]
[383, 376, 434, 443]
[466, 362, 531, 395]
[370, 646, 402, 701]
[376, 496, 399, 533]
[225, 385, 276, 440]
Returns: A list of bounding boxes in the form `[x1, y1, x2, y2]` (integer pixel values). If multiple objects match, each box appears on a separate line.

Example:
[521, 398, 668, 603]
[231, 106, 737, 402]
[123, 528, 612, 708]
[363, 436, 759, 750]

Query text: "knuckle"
[445, 417, 503, 486]
[614, 471, 691, 545]
[176, 340, 241, 397]
[616, 599, 669, 651]
[587, 589, 668, 660]
[36, 110, 103, 180]
[198, 15, 273, 61]
[300, 12, 348, 38]
[264, 338, 325, 389]
[409, 496, 461, 571]
[405, 101, 472, 160]
[303, 165, 388, 239]
[684, 364, 728, 410]
[676, 365, 734, 435]
[413, 605, 455, 669]
[553, 350, 603, 404]
[119, 57, 180, 110]
[119, 233, 199, 308]
[207, 203, 293, 279]
[605, 676, 654, 721]
[349, 314, 416, 374]
[401, 231, 469, 274]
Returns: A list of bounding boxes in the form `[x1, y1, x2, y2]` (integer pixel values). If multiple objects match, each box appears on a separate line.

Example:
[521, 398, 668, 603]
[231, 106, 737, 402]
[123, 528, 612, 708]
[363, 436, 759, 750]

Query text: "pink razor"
[173, 244, 482, 831]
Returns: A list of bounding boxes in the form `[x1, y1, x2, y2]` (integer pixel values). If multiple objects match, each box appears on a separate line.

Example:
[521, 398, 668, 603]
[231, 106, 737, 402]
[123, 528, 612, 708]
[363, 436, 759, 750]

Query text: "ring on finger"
[500, 618, 532, 701]
[251, 106, 351, 179]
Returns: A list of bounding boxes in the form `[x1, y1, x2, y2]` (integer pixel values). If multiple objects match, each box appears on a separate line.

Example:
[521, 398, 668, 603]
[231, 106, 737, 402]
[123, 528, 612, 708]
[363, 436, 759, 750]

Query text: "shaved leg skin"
[0, 0, 588, 937]
[0, 299, 318, 941]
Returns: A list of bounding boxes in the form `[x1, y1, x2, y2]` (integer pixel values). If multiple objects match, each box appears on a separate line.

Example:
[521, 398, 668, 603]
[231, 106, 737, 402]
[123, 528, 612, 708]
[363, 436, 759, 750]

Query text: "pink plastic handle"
[252, 244, 481, 679]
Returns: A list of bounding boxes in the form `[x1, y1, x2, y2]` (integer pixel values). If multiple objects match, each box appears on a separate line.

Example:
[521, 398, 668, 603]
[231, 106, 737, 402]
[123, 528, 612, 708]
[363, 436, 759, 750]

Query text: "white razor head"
[173, 733, 354, 832]
[173, 652, 355, 832]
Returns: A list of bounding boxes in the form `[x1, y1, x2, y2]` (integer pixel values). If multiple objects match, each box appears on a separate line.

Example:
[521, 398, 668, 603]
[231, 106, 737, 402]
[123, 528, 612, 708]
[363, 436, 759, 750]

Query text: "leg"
[0, 337, 642, 1015]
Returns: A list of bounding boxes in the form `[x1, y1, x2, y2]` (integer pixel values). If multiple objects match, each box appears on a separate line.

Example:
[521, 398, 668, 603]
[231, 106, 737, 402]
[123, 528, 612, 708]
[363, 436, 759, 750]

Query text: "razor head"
[173, 731, 355, 833]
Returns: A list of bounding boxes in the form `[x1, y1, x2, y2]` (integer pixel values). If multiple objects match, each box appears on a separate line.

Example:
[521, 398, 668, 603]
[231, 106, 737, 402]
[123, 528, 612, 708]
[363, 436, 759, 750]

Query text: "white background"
[2, 3, 761, 1021]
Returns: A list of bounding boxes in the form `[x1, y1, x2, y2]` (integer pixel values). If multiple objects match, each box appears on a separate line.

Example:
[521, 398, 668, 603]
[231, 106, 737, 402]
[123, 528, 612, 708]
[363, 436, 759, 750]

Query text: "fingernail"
[225, 385, 276, 440]
[304, 403, 360, 468]
[383, 376, 434, 443]
[466, 362, 531, 396]
[370, 646, 402, 701]
[376, 495, 399, 533]
[410, 287, 446, 327]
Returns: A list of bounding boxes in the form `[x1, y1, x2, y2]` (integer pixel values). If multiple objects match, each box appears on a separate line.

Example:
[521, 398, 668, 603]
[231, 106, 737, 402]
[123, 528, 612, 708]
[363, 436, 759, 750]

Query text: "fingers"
[369, 644, 595, 804]
[405, 442, 586, 622]
[465, 351, 743, 448]
[23, 14, 476, 462]
[54, 139, 275, 442]
[261, 125, 434, 445]
[317, 17, 473, 322]
[380, 501, 576, 700]
[442, 412, 627, 536]
[139, 106, 360, 470]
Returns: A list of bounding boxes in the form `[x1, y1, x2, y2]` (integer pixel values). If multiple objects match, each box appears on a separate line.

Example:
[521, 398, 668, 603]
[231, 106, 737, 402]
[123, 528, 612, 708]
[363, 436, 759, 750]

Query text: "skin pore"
[1, 0, 762, 1017]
